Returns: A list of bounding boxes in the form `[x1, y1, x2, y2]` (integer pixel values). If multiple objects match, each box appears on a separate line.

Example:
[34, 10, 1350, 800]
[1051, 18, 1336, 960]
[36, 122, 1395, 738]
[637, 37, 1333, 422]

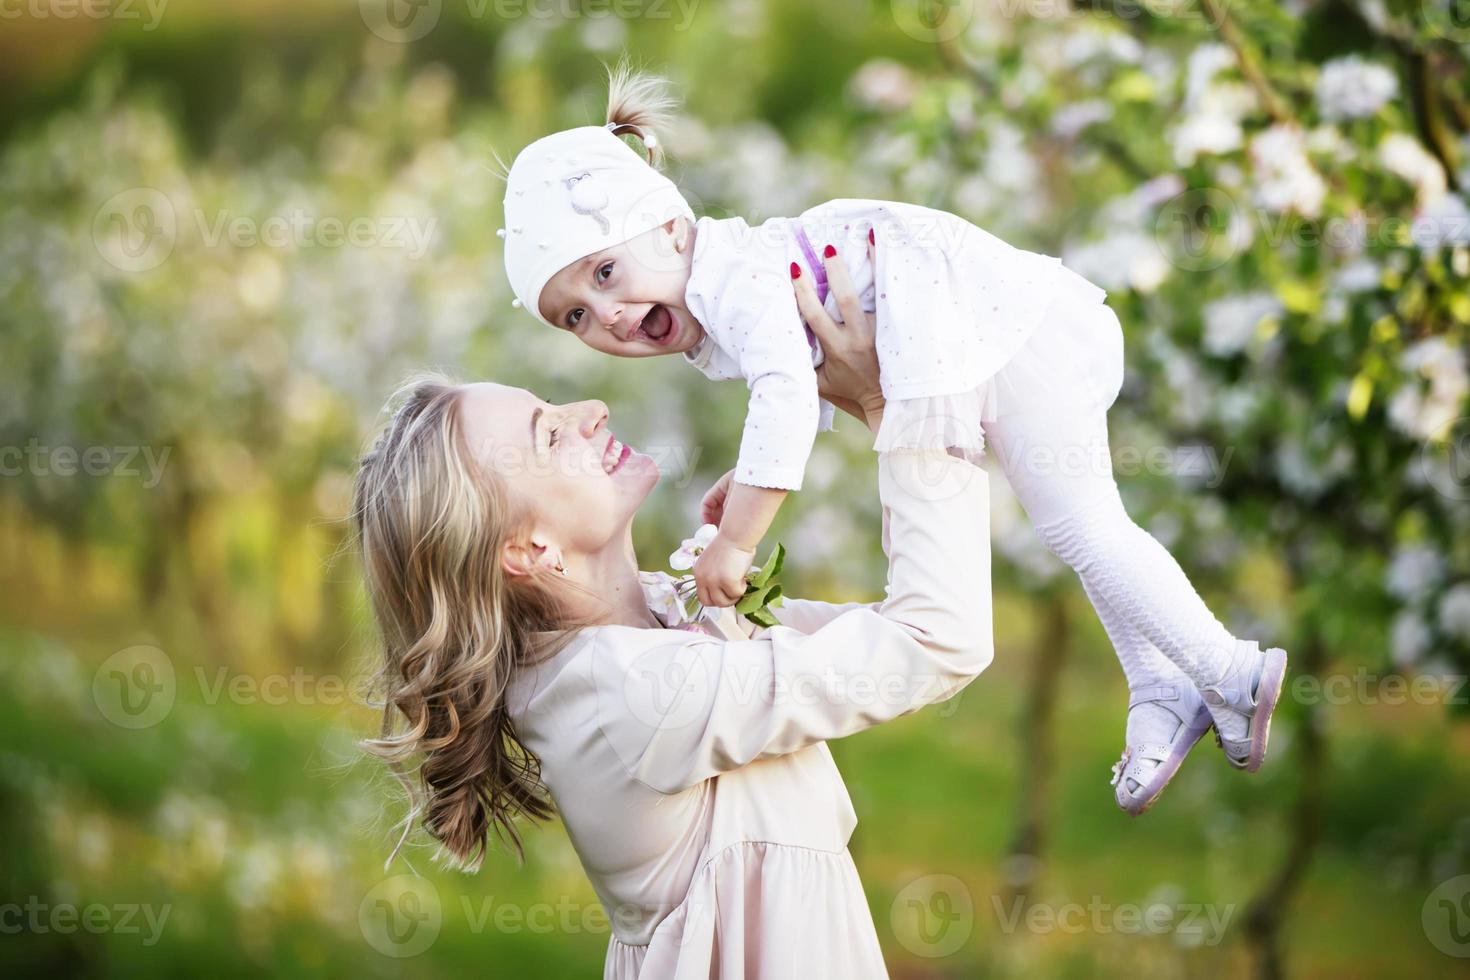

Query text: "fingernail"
[790, 262, 801, 280]
[868, 228, 875, 246]
[823, 244, 836, 258]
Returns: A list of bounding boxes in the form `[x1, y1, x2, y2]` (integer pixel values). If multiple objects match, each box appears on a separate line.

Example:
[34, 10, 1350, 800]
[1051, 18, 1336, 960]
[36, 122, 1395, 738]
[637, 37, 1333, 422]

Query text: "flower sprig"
[666, 524, 787, 629]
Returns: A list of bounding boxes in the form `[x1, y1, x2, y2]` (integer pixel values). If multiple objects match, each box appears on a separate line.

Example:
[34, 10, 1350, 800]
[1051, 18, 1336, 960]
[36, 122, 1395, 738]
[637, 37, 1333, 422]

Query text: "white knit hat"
[500, 124, 694, 327]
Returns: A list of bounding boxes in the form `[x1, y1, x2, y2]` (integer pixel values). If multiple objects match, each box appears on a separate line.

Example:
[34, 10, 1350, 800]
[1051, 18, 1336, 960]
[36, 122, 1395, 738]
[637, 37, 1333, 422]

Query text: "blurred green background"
[3, 0, 1470, 977]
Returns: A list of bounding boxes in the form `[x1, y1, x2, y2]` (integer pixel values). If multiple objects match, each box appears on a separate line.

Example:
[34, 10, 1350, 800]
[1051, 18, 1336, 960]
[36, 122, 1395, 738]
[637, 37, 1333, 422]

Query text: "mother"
[352, 255, 995, 978]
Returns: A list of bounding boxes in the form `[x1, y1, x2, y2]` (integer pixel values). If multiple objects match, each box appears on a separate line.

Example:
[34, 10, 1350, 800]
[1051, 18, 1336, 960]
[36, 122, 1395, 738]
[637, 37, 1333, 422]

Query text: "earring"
[554, 561, 567, 576]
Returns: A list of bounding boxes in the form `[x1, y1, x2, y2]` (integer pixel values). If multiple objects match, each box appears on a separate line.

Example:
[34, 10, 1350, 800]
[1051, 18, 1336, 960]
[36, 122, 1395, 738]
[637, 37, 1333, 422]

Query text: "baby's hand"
[699, 468, 738, 527]
[693, 533, 756, 608]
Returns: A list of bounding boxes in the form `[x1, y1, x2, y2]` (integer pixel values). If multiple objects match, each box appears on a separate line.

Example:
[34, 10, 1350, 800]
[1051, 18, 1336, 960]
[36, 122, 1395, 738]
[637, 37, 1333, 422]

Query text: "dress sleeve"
[592, 449, 994, 795]
[769, 598, 879, 635]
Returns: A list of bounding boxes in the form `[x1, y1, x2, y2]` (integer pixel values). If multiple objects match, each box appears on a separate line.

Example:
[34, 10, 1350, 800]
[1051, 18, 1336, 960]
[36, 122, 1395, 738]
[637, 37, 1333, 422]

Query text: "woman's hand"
[791, 235, 885, 433]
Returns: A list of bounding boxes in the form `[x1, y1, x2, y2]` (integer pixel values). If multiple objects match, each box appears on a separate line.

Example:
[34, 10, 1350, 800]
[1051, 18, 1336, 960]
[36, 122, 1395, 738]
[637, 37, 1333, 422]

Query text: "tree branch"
[1200, 0, 1293, 125]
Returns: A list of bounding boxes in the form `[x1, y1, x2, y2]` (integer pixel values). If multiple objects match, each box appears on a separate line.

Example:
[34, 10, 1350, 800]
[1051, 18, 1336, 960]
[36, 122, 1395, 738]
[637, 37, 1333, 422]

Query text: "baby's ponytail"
[605, 62, 678, 168]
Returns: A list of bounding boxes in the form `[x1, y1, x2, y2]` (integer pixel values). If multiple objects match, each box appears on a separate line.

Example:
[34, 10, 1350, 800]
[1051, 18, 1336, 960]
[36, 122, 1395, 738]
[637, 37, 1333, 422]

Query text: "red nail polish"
[823, 244, 836, 258]
[868, 228, 875, 246]
[790, 262, 801, 279]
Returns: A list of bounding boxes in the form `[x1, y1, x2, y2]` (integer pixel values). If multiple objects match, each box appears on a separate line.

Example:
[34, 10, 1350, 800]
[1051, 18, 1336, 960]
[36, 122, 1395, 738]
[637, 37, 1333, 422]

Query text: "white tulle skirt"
[873, 276, 1124, 463]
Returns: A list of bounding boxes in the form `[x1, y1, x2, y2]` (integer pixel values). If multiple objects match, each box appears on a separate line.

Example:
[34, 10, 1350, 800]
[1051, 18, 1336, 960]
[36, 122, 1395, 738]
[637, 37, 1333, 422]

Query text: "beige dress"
[505, 450, 994, 979]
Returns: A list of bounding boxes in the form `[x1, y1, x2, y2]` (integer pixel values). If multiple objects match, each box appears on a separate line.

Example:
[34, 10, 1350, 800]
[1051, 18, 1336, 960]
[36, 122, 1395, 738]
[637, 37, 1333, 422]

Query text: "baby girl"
[498, 68, 1287, 814]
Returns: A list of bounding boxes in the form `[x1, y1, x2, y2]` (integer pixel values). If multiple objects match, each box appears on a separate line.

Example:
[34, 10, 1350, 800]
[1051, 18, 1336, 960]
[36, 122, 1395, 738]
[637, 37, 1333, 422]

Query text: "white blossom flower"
[1306, 124, 1355, 163]
[1438, 584, 1470, 643]
[1412, 193, 1470, 251]
[1064, 231, 1171, 294]
[1250, 124, 1327, 217]
[1334, 258, 1382, 293]
[1170, 46, 1255, 166]
[1060, 27, 1144, 69]
[1274, 440, 1352, 498]
[1050, 100, 1113, 139]
[1202, 292, 1281, 357]
[849, 59, 917, 113]
[1387, 544, 1445, 599]
[1388, 337, 1470, 440]
[1171, 107, 1244, 167]
[1380, 133, 1447, 206]
[1316, 56, 1398, 121]
[1213, 386, 1262, 429]
[1183, 43, 1234, 105]
[1391, 611, 1432, 669]
[669, 524, 719, 570]
[638, 571, 689, 625]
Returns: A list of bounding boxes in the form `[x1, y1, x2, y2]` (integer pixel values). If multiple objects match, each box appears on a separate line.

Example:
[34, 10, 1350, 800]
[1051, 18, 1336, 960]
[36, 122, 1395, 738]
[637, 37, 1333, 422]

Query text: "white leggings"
[980, 292, 1239, 692]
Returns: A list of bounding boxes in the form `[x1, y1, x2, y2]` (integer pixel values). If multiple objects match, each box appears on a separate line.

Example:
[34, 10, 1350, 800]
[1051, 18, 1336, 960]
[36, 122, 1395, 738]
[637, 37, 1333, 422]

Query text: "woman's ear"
[501, 534, 565, 579]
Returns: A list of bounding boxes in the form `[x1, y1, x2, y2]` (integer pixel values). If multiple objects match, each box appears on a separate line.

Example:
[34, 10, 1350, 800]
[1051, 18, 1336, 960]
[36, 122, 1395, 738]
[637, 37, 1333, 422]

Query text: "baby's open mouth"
[638, 304, 674, 343]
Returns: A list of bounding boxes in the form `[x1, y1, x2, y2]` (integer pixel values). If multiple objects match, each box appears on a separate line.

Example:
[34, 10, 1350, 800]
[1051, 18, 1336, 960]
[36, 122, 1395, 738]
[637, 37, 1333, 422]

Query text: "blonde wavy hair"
[353, 373, 577, 871]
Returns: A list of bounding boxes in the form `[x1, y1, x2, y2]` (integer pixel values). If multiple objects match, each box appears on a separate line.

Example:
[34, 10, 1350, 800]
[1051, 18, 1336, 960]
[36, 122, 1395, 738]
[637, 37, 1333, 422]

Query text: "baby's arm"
[692, 269, 823, 608]
[693, 481, 787, 607]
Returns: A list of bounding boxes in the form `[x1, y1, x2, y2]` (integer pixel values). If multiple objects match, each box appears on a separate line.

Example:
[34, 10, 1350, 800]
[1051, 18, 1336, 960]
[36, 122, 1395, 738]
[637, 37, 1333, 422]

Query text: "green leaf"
[735, 584, 772, 615]
[765, 542, 785, 581]
[748, 541, 785, 589]
[745, 607, 780, 628]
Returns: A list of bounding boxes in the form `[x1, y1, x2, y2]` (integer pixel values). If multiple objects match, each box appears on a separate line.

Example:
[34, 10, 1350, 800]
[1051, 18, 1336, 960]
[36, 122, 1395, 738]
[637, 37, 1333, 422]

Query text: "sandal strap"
[1128, 685, 1181, 708]
[1129, 684, 1205, 727]
[1130, 743, 1174, 765]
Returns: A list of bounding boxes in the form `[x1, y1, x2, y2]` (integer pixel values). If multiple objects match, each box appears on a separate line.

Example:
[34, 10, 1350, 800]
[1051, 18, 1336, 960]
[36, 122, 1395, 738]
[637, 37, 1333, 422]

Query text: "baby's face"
[537, 218, 704, 358]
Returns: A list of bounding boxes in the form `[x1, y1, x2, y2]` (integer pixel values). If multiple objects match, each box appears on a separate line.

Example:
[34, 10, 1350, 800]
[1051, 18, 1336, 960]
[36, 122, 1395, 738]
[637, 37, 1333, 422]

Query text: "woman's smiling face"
[536, 219, 705, 358]
[457, 383, 661, 564]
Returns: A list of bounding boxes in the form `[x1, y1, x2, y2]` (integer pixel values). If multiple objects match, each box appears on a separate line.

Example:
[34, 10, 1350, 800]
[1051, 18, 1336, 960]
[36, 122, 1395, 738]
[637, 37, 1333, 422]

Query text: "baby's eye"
[548, 425, 561, 448]
[567, 308, 584, 328]
[596, 261, 614, 284]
